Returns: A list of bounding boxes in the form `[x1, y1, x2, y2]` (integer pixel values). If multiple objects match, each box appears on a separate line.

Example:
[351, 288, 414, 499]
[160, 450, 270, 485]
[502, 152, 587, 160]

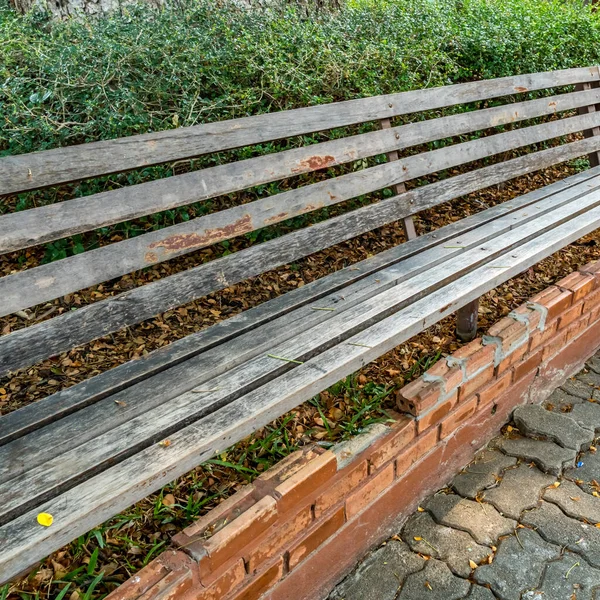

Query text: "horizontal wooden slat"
[3, 109, 600, 317]
[1, 136, 600, 378]
[6, 172, 599, 477]
[1, 67, 597, 196]
[3, 87, 600, 257]
[3, 185, 600, 520]
[5, 160, 599, 447]
[3, 197, 600, 584]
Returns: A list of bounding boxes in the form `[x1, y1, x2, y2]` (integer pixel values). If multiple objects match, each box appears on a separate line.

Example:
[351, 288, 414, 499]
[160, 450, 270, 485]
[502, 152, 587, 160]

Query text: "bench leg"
[456, 299, 479, 342]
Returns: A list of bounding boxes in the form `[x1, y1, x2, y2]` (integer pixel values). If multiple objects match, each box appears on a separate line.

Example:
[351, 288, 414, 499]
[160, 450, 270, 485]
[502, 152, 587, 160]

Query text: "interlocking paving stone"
[482, 463, 554, 520]
[329, 350, 600, 600]
[403, 512, 492, 578]
[564, 447, 600, 494]
[397, 558, 470, 600]
[465, 586, 497, 600]
[543, 478, 600, 523]
[513, 405, 594, 450]
[545, 387, 584, 408]
[424, 493, 516, 546]
[577, 368, 600, 389]
[561, 377, 600, 401]
[569, 400, 600, 432]
[521, 501, 600, 568]
[586, 355, 600, 375]
[494, 436, 576, 475]
[451, 449, 517, 499]
[473, 529, 560, 600]
[535, 553, 600, 600]
[328, 540, 424, 600]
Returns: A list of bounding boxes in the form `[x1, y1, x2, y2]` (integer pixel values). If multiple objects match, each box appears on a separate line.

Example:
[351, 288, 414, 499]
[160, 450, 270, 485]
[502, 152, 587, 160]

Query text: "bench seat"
[3, 165, 600, 580]
[3, 66, 600, 583]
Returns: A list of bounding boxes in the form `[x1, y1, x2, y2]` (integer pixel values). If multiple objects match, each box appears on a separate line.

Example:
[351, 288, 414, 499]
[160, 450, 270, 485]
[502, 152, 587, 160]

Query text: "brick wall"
[107, 261, 600, 600]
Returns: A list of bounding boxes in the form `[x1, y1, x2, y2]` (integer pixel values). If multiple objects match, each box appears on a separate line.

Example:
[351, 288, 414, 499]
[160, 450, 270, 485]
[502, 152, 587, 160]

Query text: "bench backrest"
[2, 66, 600, 378]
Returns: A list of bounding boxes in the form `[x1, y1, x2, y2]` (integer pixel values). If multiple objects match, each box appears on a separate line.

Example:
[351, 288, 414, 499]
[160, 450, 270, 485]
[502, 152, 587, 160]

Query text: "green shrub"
[2, 0, 599, 156]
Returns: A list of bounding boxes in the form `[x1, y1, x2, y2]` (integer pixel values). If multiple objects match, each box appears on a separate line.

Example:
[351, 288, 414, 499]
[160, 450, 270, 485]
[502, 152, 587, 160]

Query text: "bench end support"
[456, 298, 479, 342]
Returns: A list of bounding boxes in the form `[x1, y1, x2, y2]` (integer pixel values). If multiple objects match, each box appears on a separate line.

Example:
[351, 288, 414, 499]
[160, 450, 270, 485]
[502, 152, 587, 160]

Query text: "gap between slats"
[1, 136, 600, 378]
[3, 198, 600, 586]
[3, 108, 600, 319]
[0, 67, 597, 196]
[2, 87, 600, 256]
[3, 179, 600, 525]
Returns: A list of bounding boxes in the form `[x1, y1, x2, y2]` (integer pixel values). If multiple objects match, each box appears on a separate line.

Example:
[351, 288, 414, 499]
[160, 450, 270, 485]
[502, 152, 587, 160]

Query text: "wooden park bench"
[2, 66, 600, 583]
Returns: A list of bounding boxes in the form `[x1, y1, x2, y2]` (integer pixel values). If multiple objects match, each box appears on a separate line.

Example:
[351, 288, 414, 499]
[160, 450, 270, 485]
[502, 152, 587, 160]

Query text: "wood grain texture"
[6, 171, 600, 480]
[4, 160, 599, 448]
[3, 194, 600, 584]
[1, 136, 599, 378]
[4, 181, 600, 522]
[3, 109, 600, 317]
[3, 87, 599, 256]
[1, 67, 597, 195]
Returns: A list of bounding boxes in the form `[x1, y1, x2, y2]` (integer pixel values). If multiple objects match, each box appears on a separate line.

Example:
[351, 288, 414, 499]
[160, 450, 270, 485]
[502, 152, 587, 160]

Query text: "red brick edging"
[108, 262, 600, 600]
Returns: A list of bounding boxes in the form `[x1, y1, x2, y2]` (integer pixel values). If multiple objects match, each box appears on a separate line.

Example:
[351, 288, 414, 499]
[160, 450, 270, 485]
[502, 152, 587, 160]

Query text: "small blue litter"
[577, 461, 584, 468]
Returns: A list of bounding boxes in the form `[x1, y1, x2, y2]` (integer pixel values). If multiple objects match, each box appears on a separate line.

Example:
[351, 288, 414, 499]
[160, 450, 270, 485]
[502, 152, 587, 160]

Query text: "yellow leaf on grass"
[469, 560, 478, 569]
[163, 494, 176, 507]
[37, 513, 53, 527]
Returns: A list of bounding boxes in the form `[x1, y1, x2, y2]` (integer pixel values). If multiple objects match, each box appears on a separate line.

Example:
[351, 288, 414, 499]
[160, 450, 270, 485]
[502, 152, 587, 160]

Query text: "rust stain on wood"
[144, 215, 253, 261]
[292, 155, 336, 173]
[264, 212, 289, 224]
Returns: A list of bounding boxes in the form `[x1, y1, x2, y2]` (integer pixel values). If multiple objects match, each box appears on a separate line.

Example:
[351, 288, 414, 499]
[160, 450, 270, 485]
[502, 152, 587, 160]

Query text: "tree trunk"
[9, 0, 164, 18]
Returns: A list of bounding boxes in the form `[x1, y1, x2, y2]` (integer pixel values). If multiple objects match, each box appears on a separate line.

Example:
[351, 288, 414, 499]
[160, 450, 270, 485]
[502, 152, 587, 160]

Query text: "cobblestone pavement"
[328, 355, 600, 600]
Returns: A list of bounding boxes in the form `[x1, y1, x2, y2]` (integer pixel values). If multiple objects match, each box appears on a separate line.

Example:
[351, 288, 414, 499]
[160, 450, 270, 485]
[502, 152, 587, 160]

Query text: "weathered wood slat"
[4, 185, 600, 521]
[3, 199, 600, 584]
[1, 136, 599, 378]
[3, 87, 599, 256]
[3, 110, 600, 317]
[4, 158, 599, 448]
[6, 172, 599, 476]
[1, 67, 597, 196]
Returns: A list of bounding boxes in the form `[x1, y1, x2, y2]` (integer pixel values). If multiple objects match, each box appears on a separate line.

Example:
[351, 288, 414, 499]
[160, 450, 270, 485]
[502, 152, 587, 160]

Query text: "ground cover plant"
[3, 0, 600, 597]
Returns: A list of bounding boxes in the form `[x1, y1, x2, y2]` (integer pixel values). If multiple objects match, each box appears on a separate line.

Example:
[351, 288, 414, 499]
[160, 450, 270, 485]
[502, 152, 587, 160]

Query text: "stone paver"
[521, 501, 600, 568]
[513, 404, 594, 450]
[465, 586, 497, 600]
[569, 400, 600, 432]
[545, 386, 583, 408]
[494, 436, 577, 475]
[535, 553, 600, 600]
[403, 512, 492, 578]
[473, 529, 560, 600]
[451, 449, 517, 499]
[565, 445, 600, 494]
[397, 559, 470, 600]
[561, 376, 600, 401]
[328, 540, 424, 600]
[329, 350, 600, 600]
[586, 355, 600, 375]
[483, 463, 554, 520]
[543, 478, 600, 523]
[424, 493, 516, 546]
